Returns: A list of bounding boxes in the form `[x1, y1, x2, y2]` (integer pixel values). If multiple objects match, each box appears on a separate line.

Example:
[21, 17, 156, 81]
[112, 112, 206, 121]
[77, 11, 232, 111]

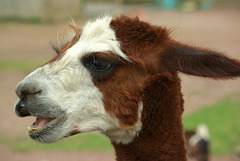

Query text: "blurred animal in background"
[185, 125, 210, 161]
[14, 15, 240, 161]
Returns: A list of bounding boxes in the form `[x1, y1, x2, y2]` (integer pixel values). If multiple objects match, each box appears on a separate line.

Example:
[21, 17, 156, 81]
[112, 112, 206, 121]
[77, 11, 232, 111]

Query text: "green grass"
[0, 133, 114, 152]
[0, 17, 41, 24]
[183, 93, 240, 156]
[0, 59, 44, 73]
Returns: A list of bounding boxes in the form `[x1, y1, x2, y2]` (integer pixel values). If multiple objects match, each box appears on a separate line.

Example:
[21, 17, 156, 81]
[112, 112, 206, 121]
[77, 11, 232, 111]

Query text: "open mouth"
[15, 97, 70, 143]
[27, 117, 55, 132]
[26, 115, 65, 143]
[27, 115, 80, 144]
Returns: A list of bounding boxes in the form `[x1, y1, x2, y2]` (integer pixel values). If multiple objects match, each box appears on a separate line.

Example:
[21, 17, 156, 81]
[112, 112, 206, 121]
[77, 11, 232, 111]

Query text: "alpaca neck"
[112, 74, 187, 161]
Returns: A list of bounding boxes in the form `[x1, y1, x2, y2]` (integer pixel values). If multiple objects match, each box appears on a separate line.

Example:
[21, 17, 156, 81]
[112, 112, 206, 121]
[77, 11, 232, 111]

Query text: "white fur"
[68, 16, 129, 61]
[16, 16, 141, 144]
[189, 124, 210, 146]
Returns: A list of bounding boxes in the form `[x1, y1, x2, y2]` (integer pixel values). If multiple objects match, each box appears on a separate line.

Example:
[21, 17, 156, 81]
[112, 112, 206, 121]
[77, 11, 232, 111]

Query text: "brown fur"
[192, 139, 209, 161]
[112, 73, 187, 161]
[163, 41, 240, 79]
[47, 15, 240, 160]
[89, 16, 188, 160]
[93, 54, 145, 127]
[104, 15, 239, 161]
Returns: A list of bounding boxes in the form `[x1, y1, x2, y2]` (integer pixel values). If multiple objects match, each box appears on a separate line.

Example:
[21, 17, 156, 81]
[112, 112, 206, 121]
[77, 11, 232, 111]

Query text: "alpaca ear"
[163, 42, 240, 79]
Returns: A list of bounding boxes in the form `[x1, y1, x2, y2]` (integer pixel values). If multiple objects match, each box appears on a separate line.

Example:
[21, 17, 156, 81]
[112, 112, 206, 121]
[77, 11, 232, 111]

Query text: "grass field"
[0, 59, 44, 73]
[0, 133, 114, 153]
[0, 93, 239, 156]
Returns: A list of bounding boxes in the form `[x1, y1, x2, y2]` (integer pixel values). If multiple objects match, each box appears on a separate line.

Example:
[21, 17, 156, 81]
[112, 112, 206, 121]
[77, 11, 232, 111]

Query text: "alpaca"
[14, 15, 240, 161]
[185, 125, 210, 161]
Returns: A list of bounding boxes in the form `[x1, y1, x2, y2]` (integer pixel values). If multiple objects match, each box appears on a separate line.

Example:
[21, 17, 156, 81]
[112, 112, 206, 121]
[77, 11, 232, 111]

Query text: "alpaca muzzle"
[15, 99, 31, 117]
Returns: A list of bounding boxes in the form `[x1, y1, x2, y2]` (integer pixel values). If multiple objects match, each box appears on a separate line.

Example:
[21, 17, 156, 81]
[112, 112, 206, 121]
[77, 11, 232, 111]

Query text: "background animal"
[185, 125, 210, 161]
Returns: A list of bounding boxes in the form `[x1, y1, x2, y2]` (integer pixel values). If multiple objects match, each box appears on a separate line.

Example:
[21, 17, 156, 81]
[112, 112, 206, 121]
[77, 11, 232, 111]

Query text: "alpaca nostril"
[15, 84, 42, 117]
[15, 100, 31, 117]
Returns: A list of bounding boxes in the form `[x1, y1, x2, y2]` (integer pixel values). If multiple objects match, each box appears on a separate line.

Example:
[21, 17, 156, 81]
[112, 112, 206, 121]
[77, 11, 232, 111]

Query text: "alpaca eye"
[91, 59, 111, 71]
[82, 55, 116, 75]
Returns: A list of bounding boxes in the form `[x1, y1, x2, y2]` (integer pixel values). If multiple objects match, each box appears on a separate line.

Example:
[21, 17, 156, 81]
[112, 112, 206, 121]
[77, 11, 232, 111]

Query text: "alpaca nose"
[15, 82, 42, 117]
[15, 99, 31, 117]
[15, 81, 42, 99]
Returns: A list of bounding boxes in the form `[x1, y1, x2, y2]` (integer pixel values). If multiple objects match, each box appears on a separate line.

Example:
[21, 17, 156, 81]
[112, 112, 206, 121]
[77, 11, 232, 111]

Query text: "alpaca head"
[15, 15, 240, 144]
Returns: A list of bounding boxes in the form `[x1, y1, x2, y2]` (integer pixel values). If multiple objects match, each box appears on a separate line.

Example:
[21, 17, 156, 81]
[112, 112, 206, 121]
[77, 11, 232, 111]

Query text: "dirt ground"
[0, 6, 240, 161]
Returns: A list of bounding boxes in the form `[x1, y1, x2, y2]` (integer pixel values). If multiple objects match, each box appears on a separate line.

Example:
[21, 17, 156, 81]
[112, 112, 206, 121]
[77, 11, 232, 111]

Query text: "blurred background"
[0, 0, 240, 161]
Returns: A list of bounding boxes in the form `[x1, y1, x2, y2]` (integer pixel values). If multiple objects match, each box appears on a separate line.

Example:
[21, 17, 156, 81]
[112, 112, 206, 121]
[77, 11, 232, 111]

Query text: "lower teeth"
[27, 126, 42, 132]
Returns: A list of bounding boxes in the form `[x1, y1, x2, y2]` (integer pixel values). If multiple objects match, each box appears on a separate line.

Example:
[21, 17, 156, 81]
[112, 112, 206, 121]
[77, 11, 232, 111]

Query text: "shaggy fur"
[112, 73, 187, 161]
[14, 15, 240, 161]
